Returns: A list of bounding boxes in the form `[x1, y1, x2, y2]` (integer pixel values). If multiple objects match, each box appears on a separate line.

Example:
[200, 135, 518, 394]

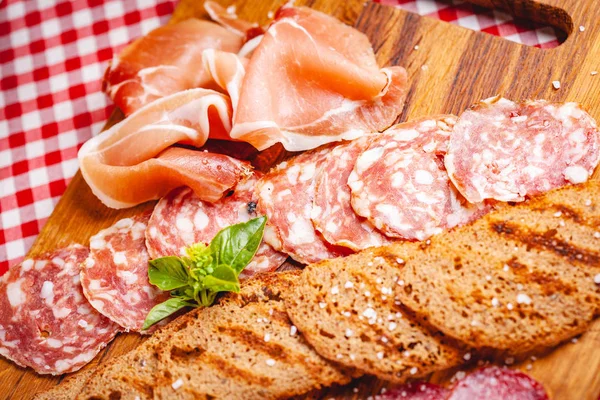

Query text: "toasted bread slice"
[76, 271, 351, 400]
[284, 248, 464, 383]
[33, 370, 94, 400]
[392, 180, 600, 353]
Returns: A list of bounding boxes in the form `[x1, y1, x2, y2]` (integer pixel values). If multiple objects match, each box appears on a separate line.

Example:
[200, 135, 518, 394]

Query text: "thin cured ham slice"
[349, 116, 489, 241]
[0, 246, 120, 375]
[256, 146, 350, 264]
[146, 173, 287, 279]
[312, 136, 392, 251]
[204, 1, 264, 40]
[229, 6, 408, 151]
[445, 97, 600, 203]
[78, 89, 253, 209]
[103, 18, 242, 116]
[81, 213, 170, 333]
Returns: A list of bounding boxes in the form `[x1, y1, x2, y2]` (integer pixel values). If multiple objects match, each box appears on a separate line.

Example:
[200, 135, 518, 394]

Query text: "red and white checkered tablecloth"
[0, 0, 562, 275]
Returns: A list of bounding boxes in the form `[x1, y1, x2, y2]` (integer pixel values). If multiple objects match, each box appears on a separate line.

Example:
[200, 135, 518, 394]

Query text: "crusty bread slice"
[33, 370, 94, 400]
[76, 271, 351, 400]
[392, 180, 600, 354]
[284, 248, 464, 383]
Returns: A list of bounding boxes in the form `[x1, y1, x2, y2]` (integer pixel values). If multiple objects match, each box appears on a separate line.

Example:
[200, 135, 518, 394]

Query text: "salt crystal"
[345, 328, 354, 337]
[171, 378, 184, 390]
[585, 199, 592, 205]
[592, 71, 598, 76]
[344, 281, 354, 289]
[319, 302, 327, 309]
[377, 351, 385, 360]
[485, 275, 492, 281]
[414, 45, 419, 50]
[571, 337, 578, 344]
[290, 325, 297, 336]
[503, 264, 510, 272]
[526, 363, 533, 370]
[491, 298, 499, 307]
[517, 293, 532, 305]
[389, 322, 397, 331]
[331, 286, 339, 295]
[580, 25, 585, 32]
[455, 371, 466, 380]
[463, 352, 471, 361]
[410, 367, 418, 375]
[507, 303, 514, 310]
[594, 273, 600, 284]
[552, 80, 561, 89]
[264, 333, 271, 342]
[594, 232, 600, 239]
[554, 211, 563, 217]
[266, 359, 276, 366]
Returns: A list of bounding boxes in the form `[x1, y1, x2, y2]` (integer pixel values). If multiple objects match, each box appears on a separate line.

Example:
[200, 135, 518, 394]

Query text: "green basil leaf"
[202, 264, 240, 293]
[142, 297, 195, 330]
[209, 216, 266, 275]
[148, 256, 190, 291]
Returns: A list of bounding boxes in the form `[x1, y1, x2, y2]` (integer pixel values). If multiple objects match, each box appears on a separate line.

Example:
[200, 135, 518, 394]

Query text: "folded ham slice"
[228, 6, 408, 151]
[78, 89, 252, 209]
[103, 18, 243, 116]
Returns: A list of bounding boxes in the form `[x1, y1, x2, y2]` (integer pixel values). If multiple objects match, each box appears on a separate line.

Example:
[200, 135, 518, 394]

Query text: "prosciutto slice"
[103, 18, 243, 116]
[204, 1, 264, 40]
[78, 89, 252, 209]
[228, 6, 408, 151]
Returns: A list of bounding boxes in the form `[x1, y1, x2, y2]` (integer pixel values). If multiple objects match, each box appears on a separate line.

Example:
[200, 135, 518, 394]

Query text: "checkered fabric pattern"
[0, 0, 560, 275]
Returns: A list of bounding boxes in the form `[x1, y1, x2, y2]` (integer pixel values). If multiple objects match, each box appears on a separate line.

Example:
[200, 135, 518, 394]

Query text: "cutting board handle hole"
[381, 0, 570, 48]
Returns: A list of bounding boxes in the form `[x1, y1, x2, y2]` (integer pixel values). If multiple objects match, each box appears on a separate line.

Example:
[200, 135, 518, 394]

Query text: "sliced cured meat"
[376, 383, 449, 399]
[312, 136, 392, 251]
[229, 6, 408, 151]
[78, 88, 253, 209]
[349, 116, 488, 241]
[257, 146, 349, 264]
[445, 97, 600, 203]
[146, 173, 287, 279]
[81, 213, 170, 332]
[0, 245, 120, 375]
[103, 18, 242, 116]
[447, 367, 549, 400]
[204, 1, 263, 40]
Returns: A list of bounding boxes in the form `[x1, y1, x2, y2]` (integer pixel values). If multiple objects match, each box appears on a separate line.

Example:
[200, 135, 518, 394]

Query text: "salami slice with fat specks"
[445, 97, 600, 203]
[447, 367, 549, 400]
[146, 173, 287, 278]
[0, 245, 120, 375]
[257, 146, 349, 264]
[81, 213, 170, 333]
[349, 116, 488, 241]
[312, 136, 392, 251]
[375, 382, 449, 399]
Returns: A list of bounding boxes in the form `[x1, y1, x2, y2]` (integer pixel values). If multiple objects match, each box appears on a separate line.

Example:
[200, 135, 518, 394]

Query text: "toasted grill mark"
[491, 221, 600, 266]
[223, 326, 289, 360]
[129, 380, 155, 398]
[507, 259, 576, 296]
[206, 353, 274, 386]
[170, 345, 206, 361]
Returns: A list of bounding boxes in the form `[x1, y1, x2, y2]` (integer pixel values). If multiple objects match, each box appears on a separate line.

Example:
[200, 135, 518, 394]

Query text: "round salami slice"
[447, 367, 549, 400]
[376, 382, 449, 399]
[81, 213, 170, 333]
[348, 116, 487, 241]
[257, 146, 349, 264]
[146, 173, 287, 278]
[445, 97, 600, 203]
[0, 245, 120, 375]
[312, 136, 392, 251]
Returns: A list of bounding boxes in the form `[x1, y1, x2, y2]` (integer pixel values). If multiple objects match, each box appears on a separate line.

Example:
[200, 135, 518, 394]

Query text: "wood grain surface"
[3, 0, 600, 399]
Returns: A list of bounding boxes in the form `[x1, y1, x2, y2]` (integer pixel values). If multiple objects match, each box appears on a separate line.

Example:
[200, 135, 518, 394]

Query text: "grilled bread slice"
[33, 370, 94, 400]
[76, 271, 351, 400]
[392, 180, 600, 354]
[284, 248, 464, 383]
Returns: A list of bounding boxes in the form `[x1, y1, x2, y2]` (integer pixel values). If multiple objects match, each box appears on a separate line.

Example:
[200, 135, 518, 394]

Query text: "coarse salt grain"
[345, 328, 353, 337]
[507, 303, 514, 310]
[585, 199, 592, 205]
[266, 359, 276, 366]
[264, 333, 271, 342]
[580, 25, 585, 32]
[410, 367, 418, 375]
[397, 279, 405, 286]
[290, 325, 297, 336]
[554, 211, 562, 217]
[171, 378, 184, 390]
[571, 337, 578, 344]
[331, 286, 339, 295]
[517, 293, 532, 305]
[463, 352, 471, 361]
[455, 371, 466, 380]
[414, 45, 419, 50]
[389, 322, 397, 331]
[364, 291, 371, 297]
[485, 275, 492, 281]
[396, 258, 404, 264]
[503, 264, 510, 272]
[344, 281, 354, 289]
[552, 80, 561, 89]
[319, 302, 327, 309]
[594, 232, 600, 239]
[592, 71, 598, 76]
[526, 363, 533, 370]
[377, 351, 384, 359]
[594, 273, 600, 284]
[363, 308, 377, 319]
[491, 298, 499, 307]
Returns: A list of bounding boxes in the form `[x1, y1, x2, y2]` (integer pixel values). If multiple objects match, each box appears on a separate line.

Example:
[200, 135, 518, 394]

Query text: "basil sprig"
[142, 216, 266, 330]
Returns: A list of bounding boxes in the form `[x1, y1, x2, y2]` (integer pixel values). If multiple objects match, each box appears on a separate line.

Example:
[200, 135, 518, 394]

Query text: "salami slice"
[376, 383, 449, 399]
[0, 245, 120, 375]
[312, 136, 392, 251]
[348, 116, 487, 241]
[146, 173, 287, 278]
[447, 367, 549, 400]
[445, 97, 600, 203]
[257, 146, 349, 264]
[81, 213, 169, 332]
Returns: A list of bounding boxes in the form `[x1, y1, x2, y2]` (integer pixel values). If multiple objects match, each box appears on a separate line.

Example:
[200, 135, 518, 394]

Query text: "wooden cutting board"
[3, 0, 600, 399]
